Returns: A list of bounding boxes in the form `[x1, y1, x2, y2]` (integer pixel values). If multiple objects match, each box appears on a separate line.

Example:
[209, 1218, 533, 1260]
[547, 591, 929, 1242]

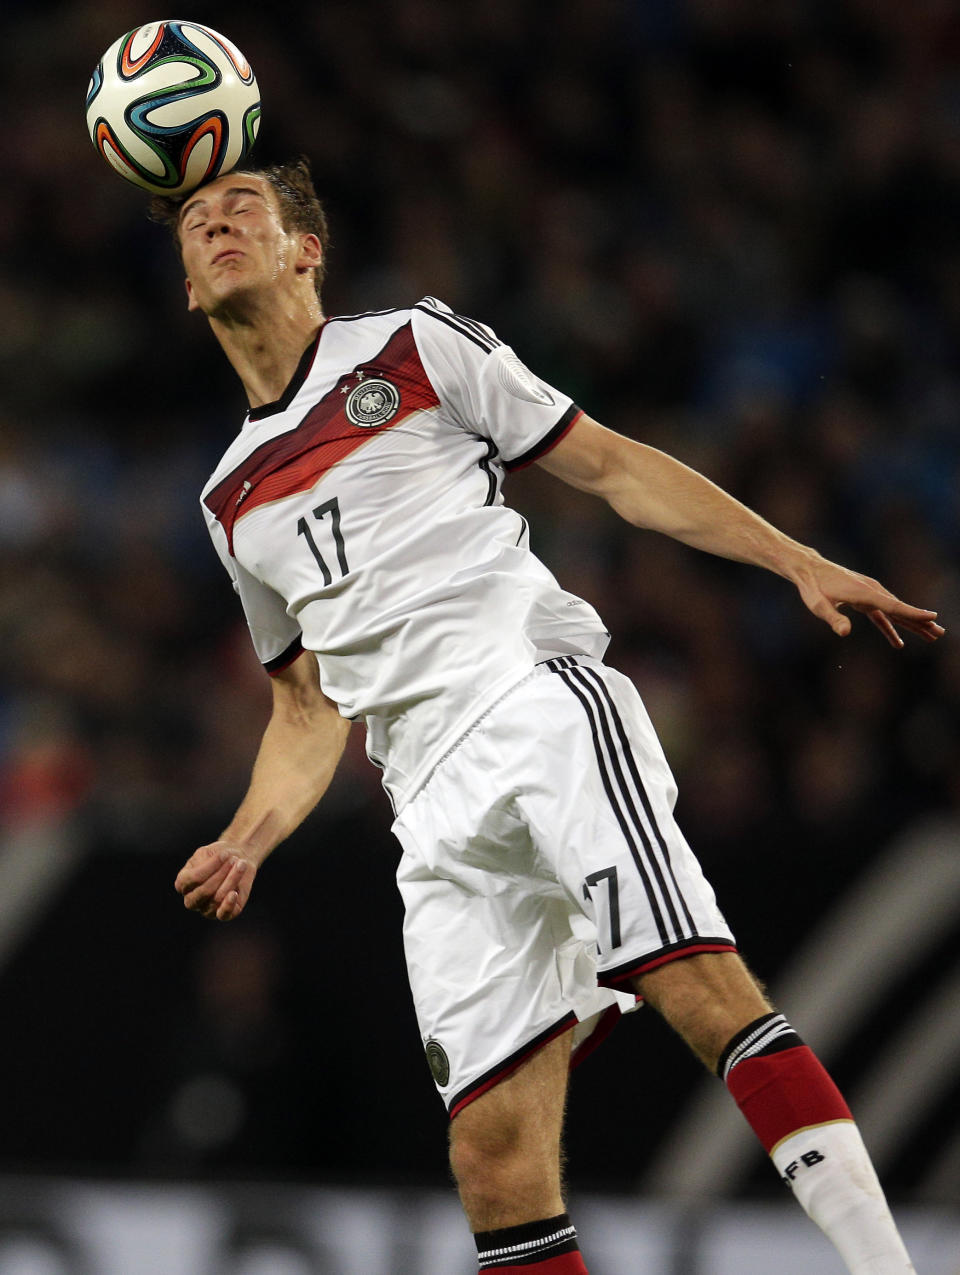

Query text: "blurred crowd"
[3, 0, 956, 861]
[1, 0, 958, 1185]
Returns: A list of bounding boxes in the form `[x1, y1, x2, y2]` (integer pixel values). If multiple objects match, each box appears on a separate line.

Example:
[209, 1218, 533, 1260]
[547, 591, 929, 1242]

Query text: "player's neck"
[208, 301, 324, 409]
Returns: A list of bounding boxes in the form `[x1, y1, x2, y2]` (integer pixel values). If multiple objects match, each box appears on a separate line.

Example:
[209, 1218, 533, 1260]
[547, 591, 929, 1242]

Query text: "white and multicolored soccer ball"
[85, 20, 261, 197]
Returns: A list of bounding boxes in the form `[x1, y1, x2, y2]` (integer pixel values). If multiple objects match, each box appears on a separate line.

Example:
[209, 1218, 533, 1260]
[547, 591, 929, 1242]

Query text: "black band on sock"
[475, 1212, 580, 1268]
[717, 1011, 804, 1082]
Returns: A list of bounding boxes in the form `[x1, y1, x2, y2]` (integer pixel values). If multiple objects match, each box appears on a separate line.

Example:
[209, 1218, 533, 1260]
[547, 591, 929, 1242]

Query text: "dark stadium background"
[2, 0, 958, 1234]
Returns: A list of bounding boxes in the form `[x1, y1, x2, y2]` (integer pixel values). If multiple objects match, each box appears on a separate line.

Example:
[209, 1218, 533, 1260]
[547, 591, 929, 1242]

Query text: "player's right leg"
[392, 665, 626, 1273]
[448, 1028, 569, 1228]
[449, 1028, 589, 1272]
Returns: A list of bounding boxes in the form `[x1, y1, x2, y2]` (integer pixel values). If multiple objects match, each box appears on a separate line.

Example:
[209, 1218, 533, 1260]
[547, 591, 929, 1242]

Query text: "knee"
[446, 1037, 571, 1229]
[449, 1114, 522, 1196]
[633, 952, 771, 1072]
[449, 1110, 560, 1229]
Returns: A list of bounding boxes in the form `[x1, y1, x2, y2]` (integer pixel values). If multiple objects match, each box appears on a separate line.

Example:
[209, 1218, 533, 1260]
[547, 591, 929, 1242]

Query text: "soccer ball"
[85, 20, 261, 197]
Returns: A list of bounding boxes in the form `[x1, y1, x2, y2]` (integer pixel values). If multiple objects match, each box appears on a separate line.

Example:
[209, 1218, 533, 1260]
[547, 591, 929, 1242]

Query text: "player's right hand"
[174, 842, 257, 922]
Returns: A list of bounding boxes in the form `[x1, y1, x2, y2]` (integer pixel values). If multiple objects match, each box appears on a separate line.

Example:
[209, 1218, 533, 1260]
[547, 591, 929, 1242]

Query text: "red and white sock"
[720, 1013, 915, 1274]
[474, 1213, 588, 1273]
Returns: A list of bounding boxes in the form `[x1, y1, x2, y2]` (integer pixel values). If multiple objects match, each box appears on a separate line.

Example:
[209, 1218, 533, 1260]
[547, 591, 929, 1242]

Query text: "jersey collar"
[247, 322, 325, 422]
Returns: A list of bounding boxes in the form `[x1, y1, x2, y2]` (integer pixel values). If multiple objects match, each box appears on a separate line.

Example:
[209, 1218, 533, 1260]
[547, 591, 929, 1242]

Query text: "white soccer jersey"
[200, 297, 610, 809]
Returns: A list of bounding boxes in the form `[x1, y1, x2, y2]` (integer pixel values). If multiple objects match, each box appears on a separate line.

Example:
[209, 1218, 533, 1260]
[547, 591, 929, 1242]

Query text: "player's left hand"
[793, 556, 945, 648]
[174, 842, 257, 921]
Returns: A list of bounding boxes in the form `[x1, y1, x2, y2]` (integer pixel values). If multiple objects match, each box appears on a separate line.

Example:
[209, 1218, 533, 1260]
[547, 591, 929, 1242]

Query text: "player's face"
[179, 174, 308, 317]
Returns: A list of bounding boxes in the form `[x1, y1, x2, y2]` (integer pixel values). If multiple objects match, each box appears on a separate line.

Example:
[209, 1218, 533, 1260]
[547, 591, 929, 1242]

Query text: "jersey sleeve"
[203, 507, 303, 675]
[411, 296, 582, 469]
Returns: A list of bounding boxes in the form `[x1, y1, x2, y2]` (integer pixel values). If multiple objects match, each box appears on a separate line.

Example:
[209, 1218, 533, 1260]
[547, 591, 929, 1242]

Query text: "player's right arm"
[174, 649, 350, 922]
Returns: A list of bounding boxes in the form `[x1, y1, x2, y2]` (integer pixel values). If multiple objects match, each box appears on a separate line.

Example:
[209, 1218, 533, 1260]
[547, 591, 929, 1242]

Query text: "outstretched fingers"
[856, 602, 944, 646]
[797, 561, 944, 647]
[863, 608, 903, 648]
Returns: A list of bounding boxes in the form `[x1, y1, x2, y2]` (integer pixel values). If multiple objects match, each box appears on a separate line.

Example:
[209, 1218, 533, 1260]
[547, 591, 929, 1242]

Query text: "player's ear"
[185, 275, 200, 312]
[296, 233, 323, 278]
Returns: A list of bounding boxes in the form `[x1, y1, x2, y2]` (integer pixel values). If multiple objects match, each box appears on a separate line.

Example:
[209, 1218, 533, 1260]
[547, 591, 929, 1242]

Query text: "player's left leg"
[449, 1027, 589, 1273]
[634, 952, 916, 1275]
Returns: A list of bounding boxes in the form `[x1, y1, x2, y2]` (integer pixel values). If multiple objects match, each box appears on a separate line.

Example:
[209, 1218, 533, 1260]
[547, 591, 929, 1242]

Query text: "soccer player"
[165, 160, 942, 1274]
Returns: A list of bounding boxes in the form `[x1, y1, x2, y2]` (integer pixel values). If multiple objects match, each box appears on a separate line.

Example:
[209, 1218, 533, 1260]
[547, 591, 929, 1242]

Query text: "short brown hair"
[149, 156, 330, 299]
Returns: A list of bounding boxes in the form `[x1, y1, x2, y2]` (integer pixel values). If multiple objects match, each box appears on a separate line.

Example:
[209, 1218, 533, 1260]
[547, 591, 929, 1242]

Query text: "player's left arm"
[537, 413, 944, 647]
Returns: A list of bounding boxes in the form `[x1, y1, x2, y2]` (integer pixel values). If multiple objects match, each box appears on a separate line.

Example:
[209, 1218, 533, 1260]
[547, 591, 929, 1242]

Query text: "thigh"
[516, 658, 737, 984]
[450, 1025, 574, 1157]
[396, 775, 623, 1117]
[394, 674, 634, 1117]
[393, 657, 738, 1114]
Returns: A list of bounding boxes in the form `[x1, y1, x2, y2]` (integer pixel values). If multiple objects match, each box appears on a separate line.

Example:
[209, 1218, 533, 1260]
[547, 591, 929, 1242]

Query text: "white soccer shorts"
[393, 656, 737, 1116]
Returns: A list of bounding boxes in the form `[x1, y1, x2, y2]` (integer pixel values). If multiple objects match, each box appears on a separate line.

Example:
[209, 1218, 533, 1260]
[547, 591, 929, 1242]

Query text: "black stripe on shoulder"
[448, 308, 501, 349]
[414, 303, 496, 353]
[503, 404, 581, 472]
[325, 306, 408, 325]
[264, 635, 304, 675]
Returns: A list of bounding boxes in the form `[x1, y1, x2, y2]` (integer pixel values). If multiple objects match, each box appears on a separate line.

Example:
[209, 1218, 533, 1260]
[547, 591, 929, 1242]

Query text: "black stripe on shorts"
[547, 658, 699, 950]
[447, 1012, 576, 1118]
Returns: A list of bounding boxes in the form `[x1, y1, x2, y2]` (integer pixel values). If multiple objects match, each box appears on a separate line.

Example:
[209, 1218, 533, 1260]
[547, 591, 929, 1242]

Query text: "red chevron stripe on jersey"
[204, 322, 440, 554]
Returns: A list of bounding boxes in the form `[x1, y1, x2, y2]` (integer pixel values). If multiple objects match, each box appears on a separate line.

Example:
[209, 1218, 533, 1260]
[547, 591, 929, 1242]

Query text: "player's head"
[151, 157, 330, 310]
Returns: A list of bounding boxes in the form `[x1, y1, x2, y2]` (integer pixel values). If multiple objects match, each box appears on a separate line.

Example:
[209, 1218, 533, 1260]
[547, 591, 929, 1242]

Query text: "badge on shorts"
[425, 1039, 450, 1087]
[344, 377, 401, 427]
